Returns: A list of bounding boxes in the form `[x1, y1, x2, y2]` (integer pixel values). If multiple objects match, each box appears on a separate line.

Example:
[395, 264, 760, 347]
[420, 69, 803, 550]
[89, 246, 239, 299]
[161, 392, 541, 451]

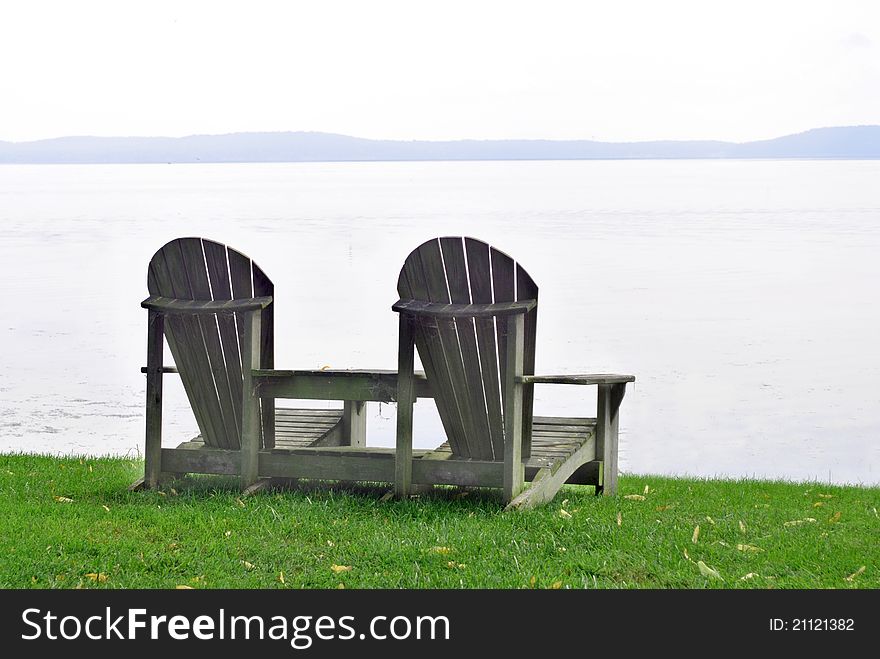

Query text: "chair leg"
[143, 310, 164, 490]
[395, 314, 415, 499]
[343, 400, 367, 447]
[240, 310, 262, 490]
[596, 383, 625, 496]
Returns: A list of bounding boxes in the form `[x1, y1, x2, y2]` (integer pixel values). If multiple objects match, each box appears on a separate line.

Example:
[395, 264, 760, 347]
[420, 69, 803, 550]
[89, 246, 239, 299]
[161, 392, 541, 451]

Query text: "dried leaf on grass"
[430, 546, 452, 555]
[53, 496, 74, 503]
[697, 561, 723, 580]
[623, 494, 645, 501]
[85, 573, 108, 582]
[736, 544, 762, 552]
[845, 566, 865, 582]
[692, 526, 700, 544]
[330, 564, 352, 574]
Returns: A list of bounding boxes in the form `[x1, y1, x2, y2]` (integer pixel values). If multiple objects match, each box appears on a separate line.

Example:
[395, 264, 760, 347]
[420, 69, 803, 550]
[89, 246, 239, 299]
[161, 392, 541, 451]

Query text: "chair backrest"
[397, 237, 538, 460]
[147, 237, 274, 449]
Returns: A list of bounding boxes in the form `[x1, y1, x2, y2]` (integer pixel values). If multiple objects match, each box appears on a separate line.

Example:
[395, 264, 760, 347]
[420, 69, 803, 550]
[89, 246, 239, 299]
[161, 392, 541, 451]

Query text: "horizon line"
[2, 124, 879, 146]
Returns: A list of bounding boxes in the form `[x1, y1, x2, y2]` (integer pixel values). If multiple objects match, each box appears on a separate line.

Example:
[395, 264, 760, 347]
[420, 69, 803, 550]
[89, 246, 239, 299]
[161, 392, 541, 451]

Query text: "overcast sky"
[2, 0, 878, 143]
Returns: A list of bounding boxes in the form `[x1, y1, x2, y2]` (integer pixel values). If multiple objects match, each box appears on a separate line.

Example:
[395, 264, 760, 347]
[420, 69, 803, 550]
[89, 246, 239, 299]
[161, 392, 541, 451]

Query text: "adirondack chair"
[392, 237, 634, 508]
[134, 237, 371, 492]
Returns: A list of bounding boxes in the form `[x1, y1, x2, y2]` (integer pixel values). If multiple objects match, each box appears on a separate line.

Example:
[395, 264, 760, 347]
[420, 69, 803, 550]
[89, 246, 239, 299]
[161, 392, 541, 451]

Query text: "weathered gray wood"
[148, 249, 214, 446]
[140, 366, 179, 374]
[464, 238, 504, 460]
[412, 457, 504, 487]
[391, 298, 536, 318]
[161, 447, 239, 475]
[252, 261, 275, 449]
[178, 238, 240, 449]
[144, 310, 164, 489]
[491, 245, 516, 424]
[505, 434, 596, 510]
[596, 383, 626, 496]
[398, 246, 464, 455]
[533, 415, 596, 426]
[343, 400, 367, 447]
[395, 313, 415, 498]
[275, 407, 347, 416]
[516, 263, 539, 459]
[419, 238, 482, 458]
[202, 239, 245, 445]
[440, 237, 494, 460]
[270, 446, 405, 458]
[162, 240, 232, 448]
[520, 374, 636, 385]
[252, 370, 410, 402]
[228, 245, 265, 449]
[240, 310, 262, 488]
[502, 313, 525, 502]
[260, 451, 396, 482]
[141, 295, 273, 314]
[242, 478, 273, 496]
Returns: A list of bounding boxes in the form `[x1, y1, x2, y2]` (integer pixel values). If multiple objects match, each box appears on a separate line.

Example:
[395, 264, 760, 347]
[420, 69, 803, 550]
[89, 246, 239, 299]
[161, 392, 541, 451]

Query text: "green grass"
[1, 453, 877, 589]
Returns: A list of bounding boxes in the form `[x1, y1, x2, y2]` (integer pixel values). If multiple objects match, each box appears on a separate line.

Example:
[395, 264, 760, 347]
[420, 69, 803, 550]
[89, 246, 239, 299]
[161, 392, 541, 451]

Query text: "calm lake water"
[1, 160, 878, 485]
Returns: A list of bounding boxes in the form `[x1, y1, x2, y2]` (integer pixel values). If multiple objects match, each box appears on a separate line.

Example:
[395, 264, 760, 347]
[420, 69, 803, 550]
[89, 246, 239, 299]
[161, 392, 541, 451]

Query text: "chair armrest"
[517, 374, 635, 385]
[392, 298, 537, 319]
[141, 295, 273, 315]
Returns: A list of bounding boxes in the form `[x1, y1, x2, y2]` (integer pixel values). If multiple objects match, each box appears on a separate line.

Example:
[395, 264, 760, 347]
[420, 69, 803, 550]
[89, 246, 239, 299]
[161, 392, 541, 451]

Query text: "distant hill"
[1, 126, 878, 163]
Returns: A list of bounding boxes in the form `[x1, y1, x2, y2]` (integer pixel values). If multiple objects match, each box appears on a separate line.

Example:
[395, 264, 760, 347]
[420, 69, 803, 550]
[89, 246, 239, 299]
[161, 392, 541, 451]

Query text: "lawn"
[1, 454, 876, 589]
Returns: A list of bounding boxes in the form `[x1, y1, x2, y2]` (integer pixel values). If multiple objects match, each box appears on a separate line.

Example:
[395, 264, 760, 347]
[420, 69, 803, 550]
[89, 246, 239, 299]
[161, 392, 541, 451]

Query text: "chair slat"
[399, 248, 465, 455]
[150, 239, 228, 448]
[490, 246, 516, 430]
[202, 240, 244, 437]
[179, 238, 239, 449]
[440, 237, 494, 460]
[417, 239, 482, 459]
[464, 238, 504, 460]
[147, 265, 211, 444]
[227, 247, 264, 449]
